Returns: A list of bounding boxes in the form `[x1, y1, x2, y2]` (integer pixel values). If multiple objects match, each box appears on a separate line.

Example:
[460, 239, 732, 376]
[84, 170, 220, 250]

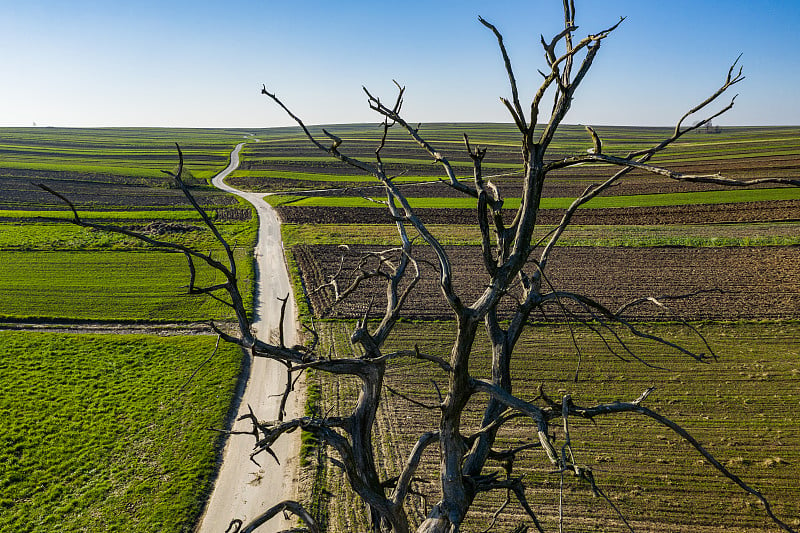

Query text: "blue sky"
[1, 0, 798, 128]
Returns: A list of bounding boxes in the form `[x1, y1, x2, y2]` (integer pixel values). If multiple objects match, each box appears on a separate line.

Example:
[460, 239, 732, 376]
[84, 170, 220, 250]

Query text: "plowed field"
[278, 200, 800, 226]
[293, 244, 800, 321]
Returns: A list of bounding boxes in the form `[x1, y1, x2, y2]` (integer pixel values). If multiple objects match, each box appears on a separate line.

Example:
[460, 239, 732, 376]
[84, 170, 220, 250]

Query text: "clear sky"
[1, 0, 798, 128]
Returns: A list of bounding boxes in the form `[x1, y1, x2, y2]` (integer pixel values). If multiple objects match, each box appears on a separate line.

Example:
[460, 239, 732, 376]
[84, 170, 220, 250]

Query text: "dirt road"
[196, 142, 301, 533]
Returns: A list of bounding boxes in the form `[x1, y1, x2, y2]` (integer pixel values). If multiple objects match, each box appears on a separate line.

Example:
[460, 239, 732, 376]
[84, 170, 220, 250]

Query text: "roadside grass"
[0, 250, 253, 322]
[267, 187, 800, 210]
[0, 331, 242, 532]
[282, 222, 800, 248]
[311, 320, 800, 531]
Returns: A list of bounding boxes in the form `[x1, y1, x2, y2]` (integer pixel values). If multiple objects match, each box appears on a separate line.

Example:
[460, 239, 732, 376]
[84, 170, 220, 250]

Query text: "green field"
[0, 127, 248, 182]
[310, 321, 800, 532]
[0, 128, 263, 533]
[282, 221, 800, 248]
[0, 331, 243, 532]
[0, 250, 253, 322]
[0, 128, 258, 323]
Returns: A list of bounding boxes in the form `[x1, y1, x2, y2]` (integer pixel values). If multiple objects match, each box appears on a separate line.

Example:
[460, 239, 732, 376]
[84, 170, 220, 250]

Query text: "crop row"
[308, 321, 800, 532]
[276, 199, 800, 226]
[232, 124, 800, 194]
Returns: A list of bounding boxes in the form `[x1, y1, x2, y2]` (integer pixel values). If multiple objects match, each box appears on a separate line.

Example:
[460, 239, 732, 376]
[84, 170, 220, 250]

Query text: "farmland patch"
[282, 222, 800, 248]
[277, 200, 800, 226]
[293, 244, 800, 321]
[310, 321, 800, 531]
[0, 332, 242, 532]
[0, 250, 253, 322]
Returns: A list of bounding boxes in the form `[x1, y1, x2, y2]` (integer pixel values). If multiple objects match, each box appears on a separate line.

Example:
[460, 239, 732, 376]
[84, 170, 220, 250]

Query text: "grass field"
[0, 331, 243, 532]
[0, 250, 253, 322]
[0, 217, 257, 323]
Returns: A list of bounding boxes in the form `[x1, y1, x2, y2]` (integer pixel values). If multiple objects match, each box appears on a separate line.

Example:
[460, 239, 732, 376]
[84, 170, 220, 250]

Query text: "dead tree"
[42, 2, 798, 532]
[255, 3, 798, 532]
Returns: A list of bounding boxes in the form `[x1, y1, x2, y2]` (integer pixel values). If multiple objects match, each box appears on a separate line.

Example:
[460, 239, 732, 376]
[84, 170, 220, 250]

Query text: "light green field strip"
[0, 220, 258, 252]
[0, 250, 252, 322]
[269, 187, 800, 209]
[0, 332, 242, 532]
[0, 160, 169, 176]
[249, 155, 517, 169]
[282, 222, 800, 248]
[230, 170, 446, 183]
[0, 145, 233, 158]
[0, 159, 226, 177]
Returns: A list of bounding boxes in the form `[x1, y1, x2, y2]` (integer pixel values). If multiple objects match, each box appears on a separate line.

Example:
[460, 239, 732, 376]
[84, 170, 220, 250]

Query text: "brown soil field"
[0, 175, 236, 210]
[263, 153, 800, 198]
[277, 199, 800, 226]
[293, 244, 800, 321]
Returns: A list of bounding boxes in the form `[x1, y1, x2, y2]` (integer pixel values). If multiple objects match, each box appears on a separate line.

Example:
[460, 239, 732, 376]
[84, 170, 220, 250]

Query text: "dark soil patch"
[277, 200, 800, 226]
[293, 244, 800, 321]
[0, 176, 235, 210]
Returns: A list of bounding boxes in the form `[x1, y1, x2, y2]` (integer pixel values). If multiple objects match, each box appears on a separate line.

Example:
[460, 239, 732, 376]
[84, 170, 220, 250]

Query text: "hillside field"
[243, 123, 800, 531]
[1, 124, 798, 532]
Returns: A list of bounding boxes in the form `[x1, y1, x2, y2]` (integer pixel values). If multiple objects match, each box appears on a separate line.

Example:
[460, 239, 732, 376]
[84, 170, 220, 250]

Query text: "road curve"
[196, 142, 301, 533]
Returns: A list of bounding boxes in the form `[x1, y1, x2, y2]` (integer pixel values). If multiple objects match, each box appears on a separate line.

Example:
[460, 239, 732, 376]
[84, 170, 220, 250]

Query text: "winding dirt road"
[196, 142, 301, 533]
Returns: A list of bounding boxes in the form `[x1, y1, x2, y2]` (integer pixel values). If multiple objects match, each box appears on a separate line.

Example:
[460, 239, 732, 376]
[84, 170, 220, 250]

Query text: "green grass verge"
[0, 331, 242, 532]
[300, 378, 322, 468]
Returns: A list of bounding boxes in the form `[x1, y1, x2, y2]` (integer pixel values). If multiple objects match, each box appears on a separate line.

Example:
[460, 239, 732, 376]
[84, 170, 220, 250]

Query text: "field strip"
[196, 143, 302, 533]
[0, 321, 214, 335]
[269, 187, 800, 209]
